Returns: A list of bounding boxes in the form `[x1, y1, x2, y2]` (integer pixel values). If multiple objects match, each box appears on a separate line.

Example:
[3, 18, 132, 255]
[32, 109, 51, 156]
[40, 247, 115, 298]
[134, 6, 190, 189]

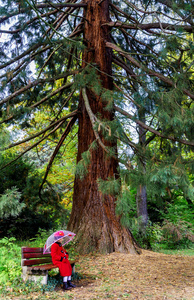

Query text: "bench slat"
[27, 261, 75, 271]
[22, 247, 44, 253]
[23, 257, 53, 266]
[23, 253, 51, 259]
[27, 264, 58, 271]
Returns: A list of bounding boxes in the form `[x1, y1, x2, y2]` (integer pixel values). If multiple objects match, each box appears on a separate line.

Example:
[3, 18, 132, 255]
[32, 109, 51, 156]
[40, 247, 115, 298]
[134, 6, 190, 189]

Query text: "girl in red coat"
[51, 231, 76, 290]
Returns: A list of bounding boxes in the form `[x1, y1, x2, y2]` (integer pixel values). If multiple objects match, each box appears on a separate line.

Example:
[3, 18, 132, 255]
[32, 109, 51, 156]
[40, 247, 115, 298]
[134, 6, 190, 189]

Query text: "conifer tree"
[0, 0, 193, 253]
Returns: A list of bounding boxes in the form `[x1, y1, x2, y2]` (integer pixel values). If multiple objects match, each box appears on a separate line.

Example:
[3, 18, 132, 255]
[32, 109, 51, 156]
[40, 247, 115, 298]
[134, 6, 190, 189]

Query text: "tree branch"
[114, 105, 194, 147]
[0, 43, 47, 70]
[106, 42, 194, 100]
[0, 9, 59, 34]
[0, 71, 78, 106]
[0, 115, 75, 171]
[82, 88, 137, 169]
[1, 110, 78, 150]
[110, 3, 138, 24]
[39, 114, 78, 196]
[0, 2, 87, 25]
[104, 21, 193, 33]
[156, 0, 193, 25]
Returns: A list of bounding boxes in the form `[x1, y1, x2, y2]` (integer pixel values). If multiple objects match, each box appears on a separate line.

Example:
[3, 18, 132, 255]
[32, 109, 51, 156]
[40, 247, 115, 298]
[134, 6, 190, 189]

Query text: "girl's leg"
[67, 275, 76, 288]
[63, 276, 71, 290]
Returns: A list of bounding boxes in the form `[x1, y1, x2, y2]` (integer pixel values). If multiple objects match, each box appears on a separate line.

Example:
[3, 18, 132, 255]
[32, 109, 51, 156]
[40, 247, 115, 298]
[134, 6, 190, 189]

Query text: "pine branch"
[0, 118, 68, 171]
[1, 110, 78, 150]
[113, 82, 140, 108]
[123, 0, 193, 26]
[0, 2, 87, 25]
[112, 55, 142, 89]
[82, 88, 108, 153]
[0, 71, 78, 106]
[106, 42, 194, 100]
[0, 45, 52, 81]
[104, 21, 193, 33]
[0, 9, 59, 34]
[82, 88, 136, 170]
[32, 2, 87, 9]
[39, 114, 78, 196]
[0, 43, 46, 70]
[119, 28, 158, 56]
[114, 105, 194, 147]
[156, 0, 194, 25]
[0, 84, 75, 125]
[110, 3, 138, 24]
[69, 23, 84, 38]
[37, 43, 63, 78]
[123, 0, 157, 15]
[44, 3, 78, 40]
[30, 82, 73, 109]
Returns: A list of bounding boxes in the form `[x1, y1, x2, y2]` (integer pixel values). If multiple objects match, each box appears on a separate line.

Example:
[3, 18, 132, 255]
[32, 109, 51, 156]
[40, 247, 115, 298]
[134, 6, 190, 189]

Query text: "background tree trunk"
[136, 108, 148, 234]
[68, 0, 140, 254]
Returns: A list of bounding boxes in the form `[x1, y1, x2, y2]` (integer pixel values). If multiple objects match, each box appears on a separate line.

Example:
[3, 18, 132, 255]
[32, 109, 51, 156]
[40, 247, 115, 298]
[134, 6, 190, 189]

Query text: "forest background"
[0, 0, 194, 288]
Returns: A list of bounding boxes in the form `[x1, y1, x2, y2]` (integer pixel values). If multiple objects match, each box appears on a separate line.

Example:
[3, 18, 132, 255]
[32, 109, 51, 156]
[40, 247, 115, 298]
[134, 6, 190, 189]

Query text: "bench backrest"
[21, 247, 53, 267]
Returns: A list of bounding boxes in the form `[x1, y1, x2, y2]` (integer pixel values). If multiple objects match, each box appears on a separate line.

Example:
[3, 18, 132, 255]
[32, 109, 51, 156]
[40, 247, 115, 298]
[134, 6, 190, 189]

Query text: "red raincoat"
[51, 242, 72, 276]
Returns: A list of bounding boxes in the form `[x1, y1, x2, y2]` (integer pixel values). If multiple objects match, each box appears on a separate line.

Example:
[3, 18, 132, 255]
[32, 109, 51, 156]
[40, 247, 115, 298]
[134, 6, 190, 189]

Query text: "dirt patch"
[62, 250, 194, 299]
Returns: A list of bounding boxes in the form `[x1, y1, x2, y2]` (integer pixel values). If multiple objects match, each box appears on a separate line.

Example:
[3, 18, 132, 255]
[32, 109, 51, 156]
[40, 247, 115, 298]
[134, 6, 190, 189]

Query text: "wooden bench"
[21, 247, 75, 285]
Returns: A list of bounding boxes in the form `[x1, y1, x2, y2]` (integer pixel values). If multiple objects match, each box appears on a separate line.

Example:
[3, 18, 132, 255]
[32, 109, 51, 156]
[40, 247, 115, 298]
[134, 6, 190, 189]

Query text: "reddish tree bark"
[68, 0, 140, 254]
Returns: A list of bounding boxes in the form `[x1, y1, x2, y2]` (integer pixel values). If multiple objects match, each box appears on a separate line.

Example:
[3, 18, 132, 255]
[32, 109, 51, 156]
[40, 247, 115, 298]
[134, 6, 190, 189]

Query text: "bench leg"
[22, 268, 48, 285]
[72, 264, 75, 274]
[21, 266, 28, 282]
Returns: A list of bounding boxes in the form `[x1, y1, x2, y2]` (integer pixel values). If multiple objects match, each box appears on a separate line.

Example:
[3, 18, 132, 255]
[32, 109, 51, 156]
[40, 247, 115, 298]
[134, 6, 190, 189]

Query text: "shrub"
[160, 219, 194, 249]
[0, 237, 21, 284]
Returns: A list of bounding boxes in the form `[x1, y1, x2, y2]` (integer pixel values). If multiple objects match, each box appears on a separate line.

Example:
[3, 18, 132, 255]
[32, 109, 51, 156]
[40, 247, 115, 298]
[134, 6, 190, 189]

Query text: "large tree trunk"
[68, 0, 140, 254]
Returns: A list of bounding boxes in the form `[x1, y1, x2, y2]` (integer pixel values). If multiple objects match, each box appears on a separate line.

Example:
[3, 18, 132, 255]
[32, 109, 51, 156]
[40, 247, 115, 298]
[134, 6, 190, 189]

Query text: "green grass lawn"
[158, 248, 194, 256]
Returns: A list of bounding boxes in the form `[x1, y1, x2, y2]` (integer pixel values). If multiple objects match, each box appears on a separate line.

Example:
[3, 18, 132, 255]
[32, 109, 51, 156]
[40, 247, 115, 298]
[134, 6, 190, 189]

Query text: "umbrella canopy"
[43, 230, 76, 254]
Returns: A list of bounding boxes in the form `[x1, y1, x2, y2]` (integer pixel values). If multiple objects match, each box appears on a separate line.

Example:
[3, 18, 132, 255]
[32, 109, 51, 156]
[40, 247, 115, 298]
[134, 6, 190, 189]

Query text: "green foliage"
[0, 277, 41, 297]
[0, 237, 21, 284]
[97, 177, 121, 196]
[0, 150, 70, 239]
[0, 187, 24, 219]
[141, 195, 194, 250]
[158, 195, 194, 249]
[0, 154, 32, 194]
[75, 141, 97, 180]
[116, 169, 194, 250]
[73, 67, 102, 92]
[116, 188, 137, 227]
[29, 228, 56, 247]
[75, 150, 91, 180]
[0, 128, 10, 149]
